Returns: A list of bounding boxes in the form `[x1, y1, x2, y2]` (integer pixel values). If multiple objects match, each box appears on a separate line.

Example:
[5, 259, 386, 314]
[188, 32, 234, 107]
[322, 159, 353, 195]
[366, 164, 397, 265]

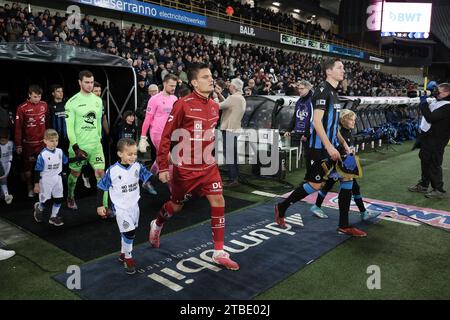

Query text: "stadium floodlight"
[272, 2, 280, 7]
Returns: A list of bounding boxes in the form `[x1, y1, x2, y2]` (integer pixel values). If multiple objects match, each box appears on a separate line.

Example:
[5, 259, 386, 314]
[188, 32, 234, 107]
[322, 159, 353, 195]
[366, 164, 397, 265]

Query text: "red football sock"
[156, 202, 174, 226]
[211, 206, 225, 250]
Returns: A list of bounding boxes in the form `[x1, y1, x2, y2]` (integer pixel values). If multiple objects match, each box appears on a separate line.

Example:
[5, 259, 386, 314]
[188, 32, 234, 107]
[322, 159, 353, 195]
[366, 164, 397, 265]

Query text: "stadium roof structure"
[0, 42, 132, 68]
[431, 3, 450, 49]
[0, 42, 137, 163]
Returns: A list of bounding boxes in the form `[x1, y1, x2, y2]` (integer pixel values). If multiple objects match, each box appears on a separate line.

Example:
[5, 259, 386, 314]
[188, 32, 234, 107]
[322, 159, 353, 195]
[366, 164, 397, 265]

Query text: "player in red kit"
[148, 63, 239, 270]
[15, 85, 49, 197]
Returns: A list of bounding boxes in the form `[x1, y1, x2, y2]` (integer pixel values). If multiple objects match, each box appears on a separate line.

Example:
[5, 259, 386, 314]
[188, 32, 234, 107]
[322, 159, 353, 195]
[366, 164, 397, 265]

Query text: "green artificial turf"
[1, 142, 449, 299]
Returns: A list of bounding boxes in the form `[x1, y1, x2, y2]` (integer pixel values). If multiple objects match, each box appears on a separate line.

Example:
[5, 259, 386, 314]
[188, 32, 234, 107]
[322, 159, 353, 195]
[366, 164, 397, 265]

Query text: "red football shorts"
[22, 143, 44, 172]
[170, 165, 223, 204]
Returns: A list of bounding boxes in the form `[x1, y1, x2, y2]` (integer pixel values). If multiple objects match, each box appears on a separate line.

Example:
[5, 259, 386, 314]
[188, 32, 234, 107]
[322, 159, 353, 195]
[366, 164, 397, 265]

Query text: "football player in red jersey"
[148, 63, 239, 270]
[15, 85, 49, 197]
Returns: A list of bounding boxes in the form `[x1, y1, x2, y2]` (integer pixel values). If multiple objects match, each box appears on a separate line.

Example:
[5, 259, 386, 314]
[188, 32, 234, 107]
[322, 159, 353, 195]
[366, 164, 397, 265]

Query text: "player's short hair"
[93, 81, 102, 88]
[28, 84, 43, 95]
[340, 109, 356, 124]
[50, 84, 63, 93]
[438, 83, 450, 93]
[187, 63, 210, 83]
[321, 58, 341, 76]
[44, 128, 59, 140]
[117, 138, 136, 152]
[163, 74, 178, 83]
[79, 70, 94, 81]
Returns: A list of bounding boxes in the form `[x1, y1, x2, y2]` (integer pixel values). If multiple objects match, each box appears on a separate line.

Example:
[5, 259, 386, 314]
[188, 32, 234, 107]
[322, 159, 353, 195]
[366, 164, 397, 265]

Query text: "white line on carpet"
[379, 216, 421, 226]
[252, 190, 280, 198]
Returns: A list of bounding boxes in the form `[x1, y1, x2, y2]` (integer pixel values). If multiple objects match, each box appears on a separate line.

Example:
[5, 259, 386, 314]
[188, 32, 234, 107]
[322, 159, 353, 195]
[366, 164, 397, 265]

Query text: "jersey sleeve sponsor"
[312, 86, 329, 111]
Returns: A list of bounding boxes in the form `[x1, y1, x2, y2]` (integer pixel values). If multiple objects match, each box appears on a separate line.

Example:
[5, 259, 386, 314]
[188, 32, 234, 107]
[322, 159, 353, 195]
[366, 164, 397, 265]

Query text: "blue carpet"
[53, 201, 371, 300]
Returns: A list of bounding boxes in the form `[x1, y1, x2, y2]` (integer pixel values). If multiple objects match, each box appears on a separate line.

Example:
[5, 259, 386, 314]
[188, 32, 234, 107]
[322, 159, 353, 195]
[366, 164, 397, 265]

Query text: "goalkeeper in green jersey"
[65, 70, 109, 212]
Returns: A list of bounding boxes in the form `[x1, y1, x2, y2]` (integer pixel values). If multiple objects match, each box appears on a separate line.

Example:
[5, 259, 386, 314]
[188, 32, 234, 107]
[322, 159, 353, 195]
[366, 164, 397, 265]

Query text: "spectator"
[136, 75, 148, 114]
[148, 84, 159, 97]
[216, 78, 246, 187]
[258, 80, 275, 95]
[226, 6, 234, 17]
[243, 86, 252, 97]
[0, 4, 414, 97]
[247, 78, 258, 96]
[115, 110, 137, 142]
[136, 84, 158, 123]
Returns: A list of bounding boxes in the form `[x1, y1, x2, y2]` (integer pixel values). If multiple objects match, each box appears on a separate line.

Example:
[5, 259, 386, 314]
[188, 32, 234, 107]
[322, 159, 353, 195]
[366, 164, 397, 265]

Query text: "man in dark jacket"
[284, 80, 313, 147]
[409, 83, 450, 198]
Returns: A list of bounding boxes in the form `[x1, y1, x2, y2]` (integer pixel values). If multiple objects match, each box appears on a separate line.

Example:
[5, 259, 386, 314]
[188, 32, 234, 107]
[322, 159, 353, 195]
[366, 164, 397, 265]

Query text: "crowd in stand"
[0, 2, 414, 103]
[201, 0, 336, 41]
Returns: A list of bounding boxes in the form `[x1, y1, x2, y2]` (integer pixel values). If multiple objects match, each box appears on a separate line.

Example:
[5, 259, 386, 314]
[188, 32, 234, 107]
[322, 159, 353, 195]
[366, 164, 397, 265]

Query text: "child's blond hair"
[44, 128, 59, 140]
[340, 109, 356, 125]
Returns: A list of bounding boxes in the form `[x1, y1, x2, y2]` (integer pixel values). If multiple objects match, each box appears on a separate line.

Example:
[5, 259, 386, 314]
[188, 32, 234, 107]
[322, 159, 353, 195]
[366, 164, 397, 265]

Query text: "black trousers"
[418, 141, 447, 191]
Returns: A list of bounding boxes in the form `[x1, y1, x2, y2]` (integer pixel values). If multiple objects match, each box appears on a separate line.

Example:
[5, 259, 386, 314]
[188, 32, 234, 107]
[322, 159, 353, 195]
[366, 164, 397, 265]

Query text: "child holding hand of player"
[97, 138, 153, 275]
[34, 129, 68, 226]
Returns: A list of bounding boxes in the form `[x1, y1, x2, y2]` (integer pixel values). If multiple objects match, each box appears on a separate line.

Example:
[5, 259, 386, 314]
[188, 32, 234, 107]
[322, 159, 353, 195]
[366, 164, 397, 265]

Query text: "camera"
[407, 89, 437, 98]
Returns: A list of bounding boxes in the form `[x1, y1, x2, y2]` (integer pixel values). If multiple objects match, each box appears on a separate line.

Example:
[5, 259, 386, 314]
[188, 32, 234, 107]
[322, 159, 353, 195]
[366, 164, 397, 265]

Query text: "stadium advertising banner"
[381, 2, 432, 38]
[207, 17, 279, 42]
[73, 0, 207, 28]
[368, 55, 385, 63]
[280, 34, 365, 59]
[329, 44, 365, 59]
[280, 34, 329, 52]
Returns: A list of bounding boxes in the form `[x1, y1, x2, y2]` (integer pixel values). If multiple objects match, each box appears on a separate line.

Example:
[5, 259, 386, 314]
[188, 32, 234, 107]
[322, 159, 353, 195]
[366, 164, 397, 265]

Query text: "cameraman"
[409, 83, 450, 198]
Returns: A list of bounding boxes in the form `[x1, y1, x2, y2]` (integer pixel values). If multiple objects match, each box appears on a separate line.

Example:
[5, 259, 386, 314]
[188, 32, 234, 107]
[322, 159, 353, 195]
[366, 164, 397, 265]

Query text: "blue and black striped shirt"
[309, 81, 342, 150]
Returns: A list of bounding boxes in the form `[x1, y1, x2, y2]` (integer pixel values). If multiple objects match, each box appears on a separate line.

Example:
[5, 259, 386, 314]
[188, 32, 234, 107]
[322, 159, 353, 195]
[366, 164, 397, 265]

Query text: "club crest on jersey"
[296, 109, 308, 120]
[83, 111, 96, 125]
[122, 220, 130, 230]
